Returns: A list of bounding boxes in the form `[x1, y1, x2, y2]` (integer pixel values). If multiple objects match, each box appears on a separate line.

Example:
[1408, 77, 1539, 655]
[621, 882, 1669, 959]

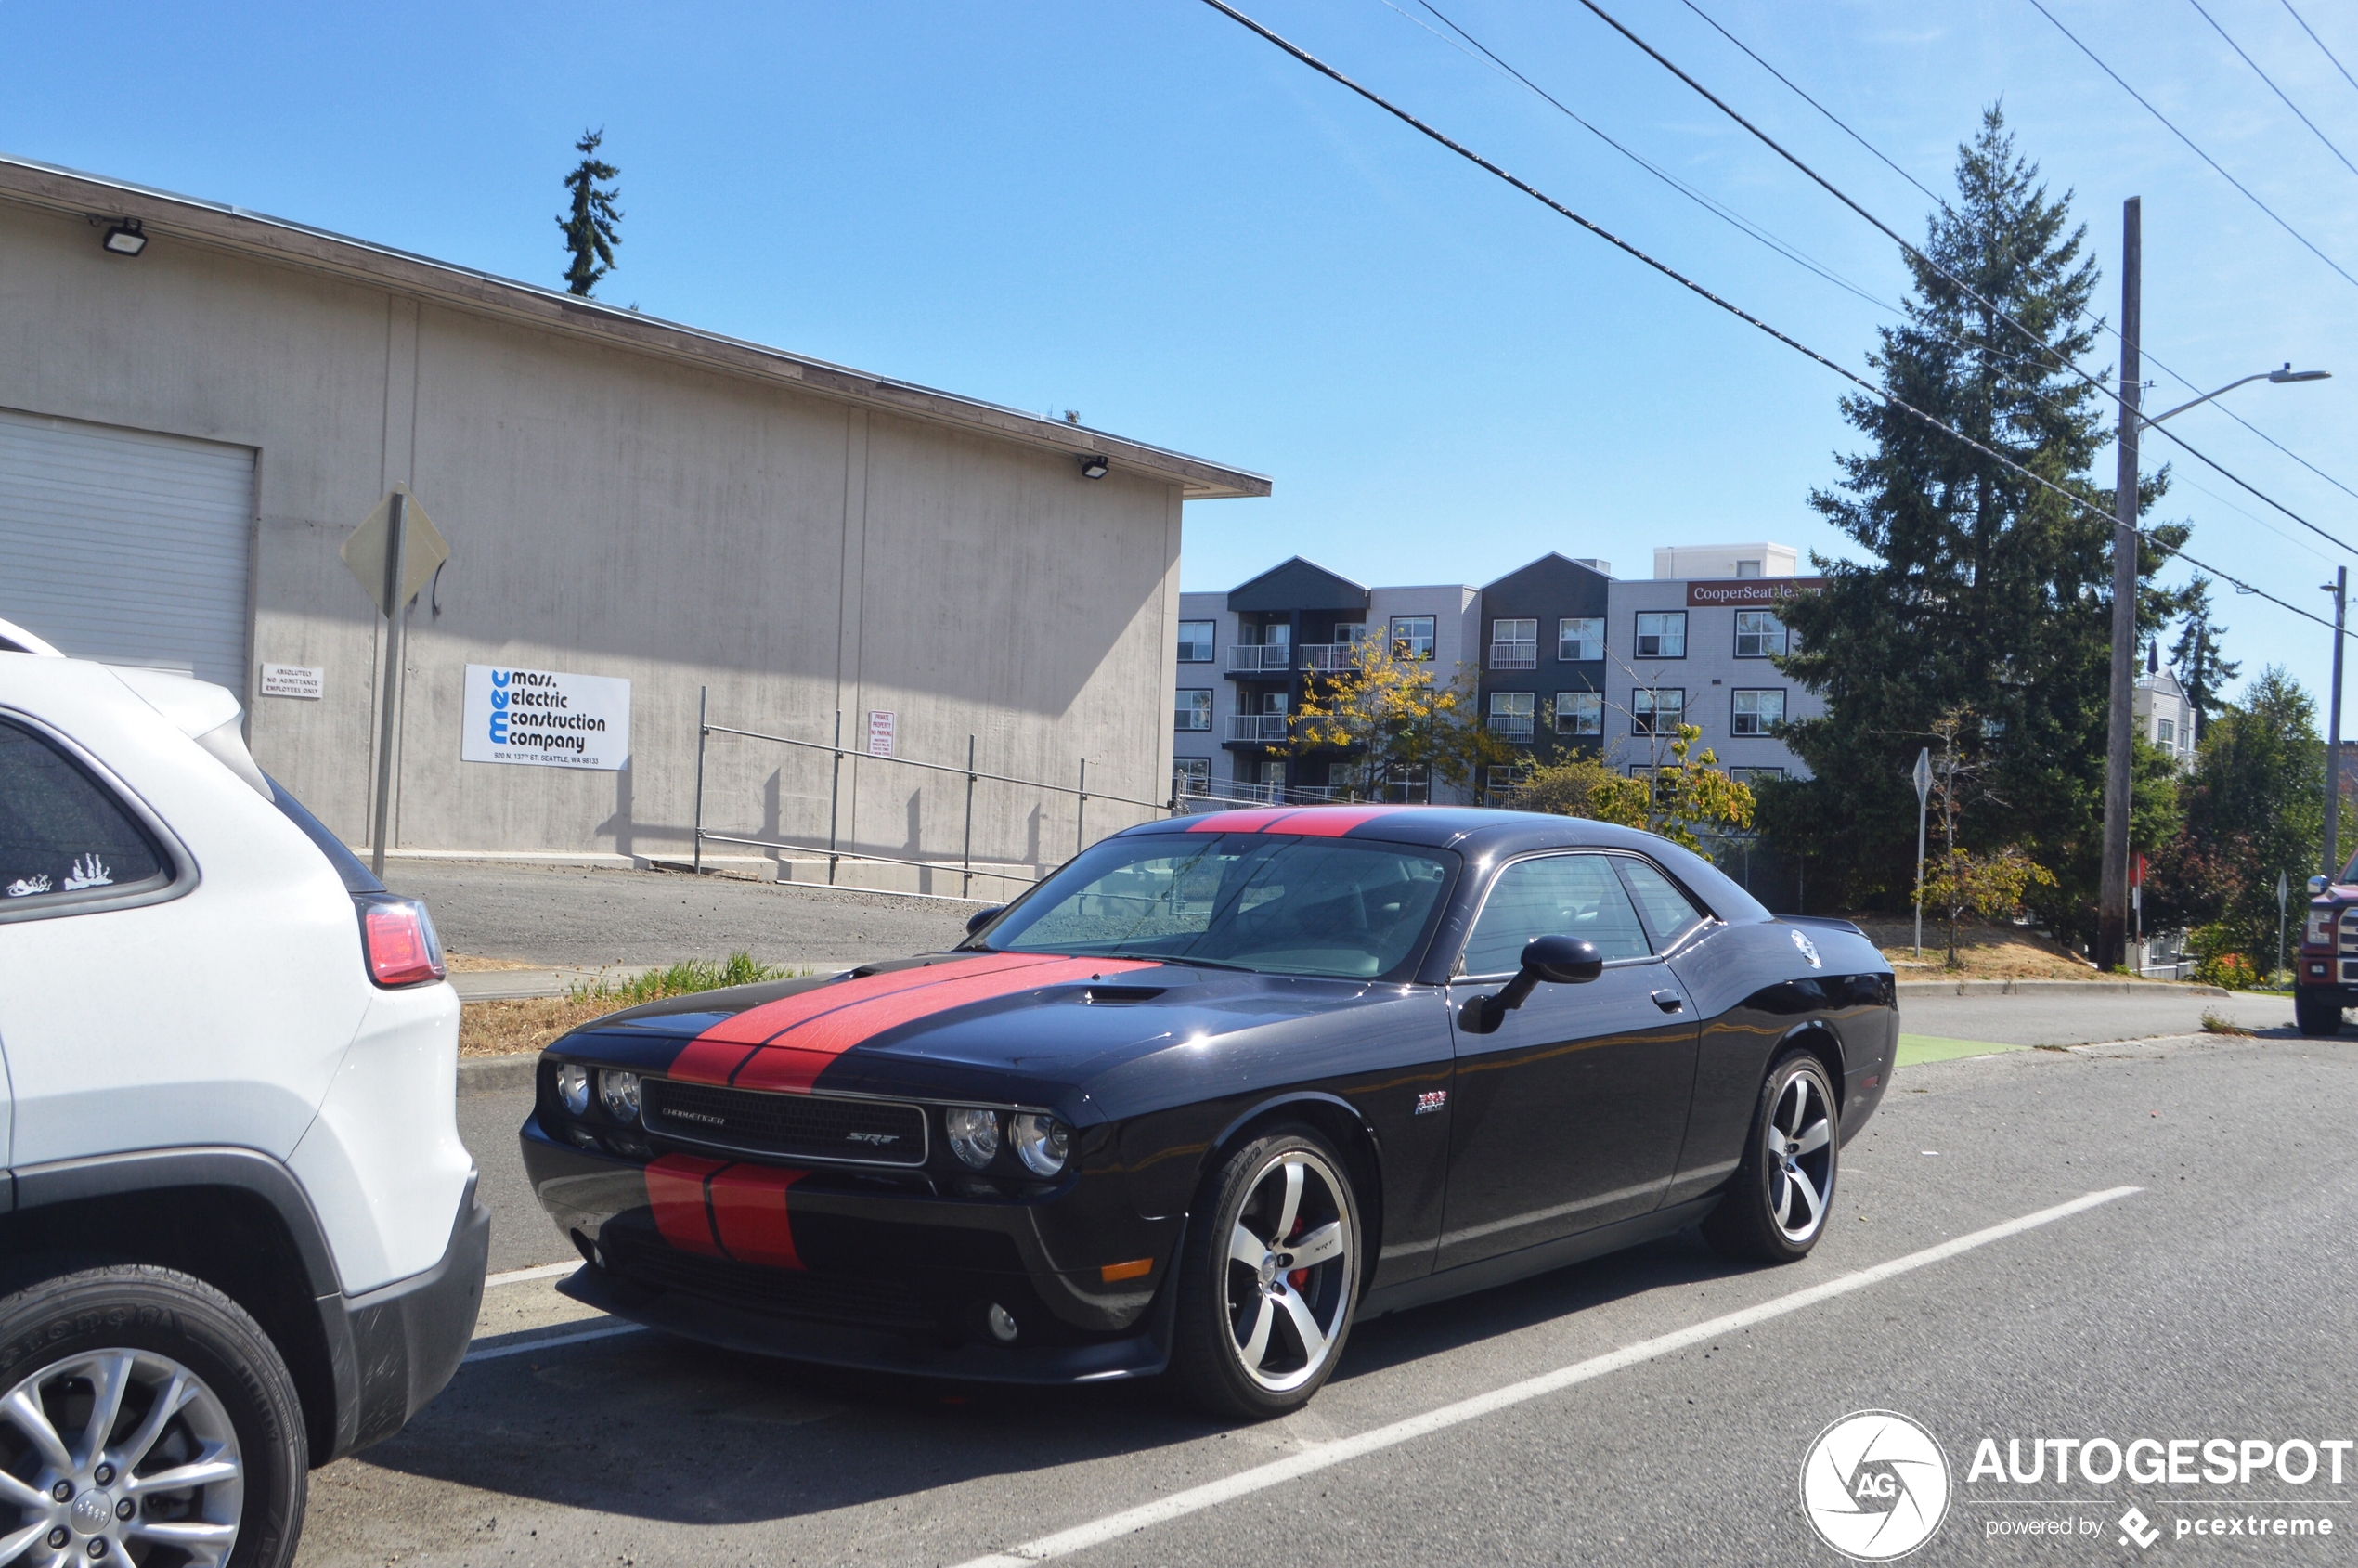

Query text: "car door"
[1437, 851, 1701, 1270]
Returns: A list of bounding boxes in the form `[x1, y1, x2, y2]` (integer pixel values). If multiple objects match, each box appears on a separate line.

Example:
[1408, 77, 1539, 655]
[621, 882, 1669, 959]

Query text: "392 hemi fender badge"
[1414, 1090, 1448, 1115]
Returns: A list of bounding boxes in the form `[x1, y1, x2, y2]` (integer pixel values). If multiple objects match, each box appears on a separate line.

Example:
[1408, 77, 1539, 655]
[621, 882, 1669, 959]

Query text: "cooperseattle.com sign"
[1686, 577, 1826, 608]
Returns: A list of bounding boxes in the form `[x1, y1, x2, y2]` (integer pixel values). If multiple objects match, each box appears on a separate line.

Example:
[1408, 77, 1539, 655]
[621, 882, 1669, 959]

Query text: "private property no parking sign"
[461, 664, 630, 771]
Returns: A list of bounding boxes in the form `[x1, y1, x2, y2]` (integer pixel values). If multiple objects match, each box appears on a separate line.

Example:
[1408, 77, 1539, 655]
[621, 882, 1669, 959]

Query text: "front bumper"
[317, 1172, 491, 1460]
[520, 1117, 1182, 1383]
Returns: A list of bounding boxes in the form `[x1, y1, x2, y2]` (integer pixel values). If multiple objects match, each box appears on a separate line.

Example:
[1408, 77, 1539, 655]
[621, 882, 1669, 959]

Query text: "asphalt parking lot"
[294, 998, 2358, 1566]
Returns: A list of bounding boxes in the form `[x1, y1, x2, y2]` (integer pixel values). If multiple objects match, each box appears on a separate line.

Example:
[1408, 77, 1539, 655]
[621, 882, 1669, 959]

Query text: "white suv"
[0, 629, 487, 1568]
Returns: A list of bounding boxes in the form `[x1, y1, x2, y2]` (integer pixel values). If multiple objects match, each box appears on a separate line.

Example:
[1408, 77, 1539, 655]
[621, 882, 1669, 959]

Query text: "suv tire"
[0, 1264, 307, 1568]
[2295, 990, 2343, 1036]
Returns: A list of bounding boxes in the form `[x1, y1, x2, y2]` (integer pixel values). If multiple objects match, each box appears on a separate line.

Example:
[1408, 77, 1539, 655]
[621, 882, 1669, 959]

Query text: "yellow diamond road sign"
[340, 486, 449, 618]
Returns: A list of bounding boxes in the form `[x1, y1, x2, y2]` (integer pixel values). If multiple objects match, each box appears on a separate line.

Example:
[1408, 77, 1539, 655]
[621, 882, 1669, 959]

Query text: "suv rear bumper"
[319, 1172, 490, 1460]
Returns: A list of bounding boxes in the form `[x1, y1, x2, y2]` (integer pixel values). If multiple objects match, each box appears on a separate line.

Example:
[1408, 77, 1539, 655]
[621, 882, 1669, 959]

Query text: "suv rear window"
[0, 719, 170, 910]
[263, 773, 383, 894]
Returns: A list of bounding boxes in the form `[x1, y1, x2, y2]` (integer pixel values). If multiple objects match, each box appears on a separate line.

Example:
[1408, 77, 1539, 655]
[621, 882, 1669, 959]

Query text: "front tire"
[1168, 1128, 1362, 1420]
[2295, 990, 2343, 1037]
[1704, 1053, 1839, 1265]
[0, 1264, 307, 1568]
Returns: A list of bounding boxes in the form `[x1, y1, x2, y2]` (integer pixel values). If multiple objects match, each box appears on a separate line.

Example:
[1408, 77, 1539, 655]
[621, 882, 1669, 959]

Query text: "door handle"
[1651, 990, 1684, 1013]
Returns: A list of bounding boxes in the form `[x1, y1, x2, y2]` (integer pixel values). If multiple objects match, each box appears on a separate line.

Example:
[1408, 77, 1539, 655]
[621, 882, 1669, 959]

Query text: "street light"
[2142, 364, 2329, 428]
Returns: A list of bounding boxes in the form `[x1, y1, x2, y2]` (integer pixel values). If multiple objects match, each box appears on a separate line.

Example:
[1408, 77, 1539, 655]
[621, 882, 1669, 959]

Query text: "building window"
[1175, 689, 1212, 732]
[1489, 691, 1535, 740]
[1390, 615, 1436, 660]
[1177, 620, 1215, 663]
[1733, 610, 1788, 658]
[2157, 716, 2176, 746]
[1558, 616, 1604, 662]
[1632, 687, 1685, 734]
[1489, 618, 1537, 670]
[1728, 766, 1784, 787]
[1380, 762, 1431, 804]
[1334, 621, 1368, 645]
[1730, 689, 1785, 735]
[1735, 559, 1763, 577]
[1173, 758, 1211, 797]
[1555, 692, 1602, 735]
[1484, 763, 1532, 805]
[1634, 612, 1687, 659]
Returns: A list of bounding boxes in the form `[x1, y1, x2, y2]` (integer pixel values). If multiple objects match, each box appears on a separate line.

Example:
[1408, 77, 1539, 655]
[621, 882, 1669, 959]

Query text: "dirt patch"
[1842, 913, 2163, 982]
[445, 953, 542, 973]
[460, 997, 616, 1057]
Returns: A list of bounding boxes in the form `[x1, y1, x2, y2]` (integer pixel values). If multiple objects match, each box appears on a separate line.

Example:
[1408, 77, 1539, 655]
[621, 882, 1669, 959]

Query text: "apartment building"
[2133, 660, 2199, 769]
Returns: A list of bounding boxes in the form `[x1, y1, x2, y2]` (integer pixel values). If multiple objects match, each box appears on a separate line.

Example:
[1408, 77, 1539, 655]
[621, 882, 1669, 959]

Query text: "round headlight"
[601, 1069, 641, 1122]
[1011, 1112, 1070, 1177]
[556, 1063, 590, 1116]
[945, 1107, 1001, 1169]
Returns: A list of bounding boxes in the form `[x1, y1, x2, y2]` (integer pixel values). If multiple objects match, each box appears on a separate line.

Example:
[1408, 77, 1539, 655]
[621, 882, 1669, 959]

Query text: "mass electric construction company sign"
[461, 665, 630, 771]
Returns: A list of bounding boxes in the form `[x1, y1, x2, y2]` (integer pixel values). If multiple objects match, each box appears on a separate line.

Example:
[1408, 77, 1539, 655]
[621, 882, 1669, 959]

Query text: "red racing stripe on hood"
[644, 1153, 728, 1255]
[729, 952, 1161, 1094]
[667, 952, 1060, 1084]
[707, 1163, 808, 1270]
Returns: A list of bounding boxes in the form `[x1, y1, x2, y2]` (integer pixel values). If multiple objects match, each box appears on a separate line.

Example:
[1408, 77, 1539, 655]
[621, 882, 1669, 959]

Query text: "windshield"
[977, 832, 1458, 980]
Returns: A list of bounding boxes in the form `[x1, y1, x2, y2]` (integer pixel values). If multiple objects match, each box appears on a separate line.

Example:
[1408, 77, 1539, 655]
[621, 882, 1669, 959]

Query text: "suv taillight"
[358, 895, 447, 986]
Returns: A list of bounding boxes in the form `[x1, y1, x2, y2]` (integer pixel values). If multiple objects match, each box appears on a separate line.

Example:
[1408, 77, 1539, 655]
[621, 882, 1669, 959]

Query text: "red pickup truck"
[2296, 871, 2356, 1035]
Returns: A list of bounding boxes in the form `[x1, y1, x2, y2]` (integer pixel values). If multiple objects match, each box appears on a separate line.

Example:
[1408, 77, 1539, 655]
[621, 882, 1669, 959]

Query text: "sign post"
[2279, 868, 2291, 986]
[1911, 747, 1933, 958]
[339, 486, 448, 880]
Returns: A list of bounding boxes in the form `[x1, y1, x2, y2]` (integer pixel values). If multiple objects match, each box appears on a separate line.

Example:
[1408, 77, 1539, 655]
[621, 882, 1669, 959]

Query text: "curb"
[1895, 978, 2231, 999]
[460, 1053, 540, 1095]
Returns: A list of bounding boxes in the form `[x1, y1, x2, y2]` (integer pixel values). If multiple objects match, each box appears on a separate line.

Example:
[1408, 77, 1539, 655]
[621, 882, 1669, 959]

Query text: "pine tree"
[557, 128, 623, 297]
[2167, 577, 2240, 742]
[1768, 107, 2190, 941]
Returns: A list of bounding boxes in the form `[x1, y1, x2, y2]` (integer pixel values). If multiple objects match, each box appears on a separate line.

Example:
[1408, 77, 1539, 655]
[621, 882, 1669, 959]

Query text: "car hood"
[551, 951, 1389, 1113]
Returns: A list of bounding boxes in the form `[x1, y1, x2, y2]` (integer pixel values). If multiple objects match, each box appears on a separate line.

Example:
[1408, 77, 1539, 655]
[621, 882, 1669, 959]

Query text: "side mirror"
[1460, 935, 1604, 1033]
[2311, 875, 2330, 897]
[965, 904, 1005, 937]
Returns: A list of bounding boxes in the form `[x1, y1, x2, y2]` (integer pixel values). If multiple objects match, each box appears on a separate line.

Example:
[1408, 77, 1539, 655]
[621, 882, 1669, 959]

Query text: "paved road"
[1901, 985, 2295, 1046]
[317, 1026, 2358, 1566]
[388, 860, 976, 968]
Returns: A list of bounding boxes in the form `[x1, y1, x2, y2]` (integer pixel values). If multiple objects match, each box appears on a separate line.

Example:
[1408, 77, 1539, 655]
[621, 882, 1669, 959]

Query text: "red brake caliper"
[1287, 1215, 1310, 1290]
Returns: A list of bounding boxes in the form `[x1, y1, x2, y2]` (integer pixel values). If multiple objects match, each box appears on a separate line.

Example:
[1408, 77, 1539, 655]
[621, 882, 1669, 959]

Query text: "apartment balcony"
[1298, 642, 1360, 673]
[1226, 714, 1294, 745]
[1487, 715, 1535, 741]
[1225, 645, 1294, 675]
[1488, 641, 1538, 670]
[1176, 781, 1344, 810]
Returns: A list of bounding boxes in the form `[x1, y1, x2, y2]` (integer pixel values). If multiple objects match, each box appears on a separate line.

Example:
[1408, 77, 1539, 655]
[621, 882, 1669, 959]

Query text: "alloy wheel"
[0, 1348, 243, 1568]
[1765, 1069, 1834, 1245]
[1223, 1149, 1355, 1393]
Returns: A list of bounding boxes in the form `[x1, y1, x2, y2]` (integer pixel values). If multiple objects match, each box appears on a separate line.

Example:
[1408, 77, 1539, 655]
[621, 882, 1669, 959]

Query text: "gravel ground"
[385, 860, 976, 969]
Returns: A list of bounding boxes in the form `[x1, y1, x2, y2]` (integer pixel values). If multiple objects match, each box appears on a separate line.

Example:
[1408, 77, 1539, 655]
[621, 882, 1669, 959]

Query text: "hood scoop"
[1082, 984, 1168, 1004]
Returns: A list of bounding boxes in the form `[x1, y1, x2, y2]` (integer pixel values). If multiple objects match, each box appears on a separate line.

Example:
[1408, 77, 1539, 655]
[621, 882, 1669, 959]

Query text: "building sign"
[461, 664, 630, 771]
[866, 709, 896, 757]
[260, 663, 322, 699]
[1686, 577, 1826, 608]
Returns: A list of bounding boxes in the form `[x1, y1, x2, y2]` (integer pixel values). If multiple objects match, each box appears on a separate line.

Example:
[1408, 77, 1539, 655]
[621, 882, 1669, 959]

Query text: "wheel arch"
[1202, 1092, 1386, 1292]
[1773, 1022, 1846, 1110]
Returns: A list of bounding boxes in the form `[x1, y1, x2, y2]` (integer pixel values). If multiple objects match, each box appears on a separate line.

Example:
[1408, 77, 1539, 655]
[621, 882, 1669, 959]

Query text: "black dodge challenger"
[521, 804, 1896, 1417]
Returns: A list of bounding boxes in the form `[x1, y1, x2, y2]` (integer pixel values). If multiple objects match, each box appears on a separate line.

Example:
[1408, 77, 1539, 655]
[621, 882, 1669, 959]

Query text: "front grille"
[643, 1080, 928, 1167]
[607, 1236, 939, 1332]
[2339, 907, 2358, 954]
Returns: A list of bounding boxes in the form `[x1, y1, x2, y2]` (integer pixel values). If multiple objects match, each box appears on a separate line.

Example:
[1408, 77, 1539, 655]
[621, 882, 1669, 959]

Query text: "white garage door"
[0, 407, 256, 692]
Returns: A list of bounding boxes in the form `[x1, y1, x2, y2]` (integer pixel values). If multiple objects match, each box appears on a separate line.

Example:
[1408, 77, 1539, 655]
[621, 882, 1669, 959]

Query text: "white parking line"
[463, 1324, 644, 1364]
[484, 1261, 579, 1290]
[951, 1186, 2142, 1568]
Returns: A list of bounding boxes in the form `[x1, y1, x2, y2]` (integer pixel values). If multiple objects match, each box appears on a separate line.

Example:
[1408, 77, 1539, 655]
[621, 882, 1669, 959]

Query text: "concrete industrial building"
[1173, 543, 1822, 807]
[0, 156, 1266, 890]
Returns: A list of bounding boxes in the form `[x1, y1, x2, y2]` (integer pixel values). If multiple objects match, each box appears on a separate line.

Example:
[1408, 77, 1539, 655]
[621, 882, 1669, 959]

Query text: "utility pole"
[2097, 197, 2142, 972]
[2326, 566, 2348, 879]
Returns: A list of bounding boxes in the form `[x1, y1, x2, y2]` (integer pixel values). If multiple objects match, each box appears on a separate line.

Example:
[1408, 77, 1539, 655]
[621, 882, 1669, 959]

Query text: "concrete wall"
[0, 200, 1184, 887]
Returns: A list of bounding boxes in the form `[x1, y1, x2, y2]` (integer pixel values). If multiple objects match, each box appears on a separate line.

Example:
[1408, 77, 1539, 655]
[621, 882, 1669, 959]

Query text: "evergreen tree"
[558, 128, 623, 297]
[2167, 577, 2240, 741]
[2151, 667, 2322, 960]
[1768, 107, 2189, 942]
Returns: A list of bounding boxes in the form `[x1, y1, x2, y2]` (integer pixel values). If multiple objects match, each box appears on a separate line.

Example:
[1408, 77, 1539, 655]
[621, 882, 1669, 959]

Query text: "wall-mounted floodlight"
[100, 219, 148, 256]
[1079, 455, 1110, 480]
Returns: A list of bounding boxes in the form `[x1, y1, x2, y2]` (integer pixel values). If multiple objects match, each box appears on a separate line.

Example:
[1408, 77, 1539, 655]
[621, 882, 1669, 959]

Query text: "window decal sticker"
[6, 875, 53, 897]
[63, 854, 112, 890]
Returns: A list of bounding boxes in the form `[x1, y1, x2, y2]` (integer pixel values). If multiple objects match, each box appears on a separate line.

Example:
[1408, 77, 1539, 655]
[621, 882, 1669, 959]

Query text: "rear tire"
[2295, 990, 2343, 1037]
[0, 1264, 307, 1568]
[1703, 1053, 1839, 1266]
[1168, 1127, 1362, 1420]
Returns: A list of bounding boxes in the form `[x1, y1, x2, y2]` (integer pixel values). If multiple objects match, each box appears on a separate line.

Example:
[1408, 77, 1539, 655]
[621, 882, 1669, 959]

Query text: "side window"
[0, 719, 170, 914]
[1616, 858, 1709, 950]
[1458, 853, 1651, 975]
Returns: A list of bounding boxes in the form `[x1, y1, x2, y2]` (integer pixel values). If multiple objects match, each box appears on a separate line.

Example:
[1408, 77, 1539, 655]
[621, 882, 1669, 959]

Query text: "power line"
[1415, 0, 2358, 561]
[2187, 0, 2358, 182]
[2024, 0, 2358, 292]
[2279, 0, 2358, 99]
[1194, 0, 2346, 636]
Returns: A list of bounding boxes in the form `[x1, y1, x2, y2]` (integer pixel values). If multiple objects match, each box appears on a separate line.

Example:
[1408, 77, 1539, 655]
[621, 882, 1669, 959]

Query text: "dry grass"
[443, 952, 541, 973]
[1841, 913, 2159, 982]
[460, 997, 618, 1057]
[2199, 1008, 2254, 1036]
[456, 952, 802, 1059]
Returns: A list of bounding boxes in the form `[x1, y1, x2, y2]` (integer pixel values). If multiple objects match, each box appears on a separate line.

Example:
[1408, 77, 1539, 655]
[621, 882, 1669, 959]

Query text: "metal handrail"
[1227, 714, 1293, 742]
[1225, 645, 1294, 671]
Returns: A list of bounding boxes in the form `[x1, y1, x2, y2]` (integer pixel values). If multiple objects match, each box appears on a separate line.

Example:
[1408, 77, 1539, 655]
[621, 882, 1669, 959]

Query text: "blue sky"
[5, 0, 2355, 713]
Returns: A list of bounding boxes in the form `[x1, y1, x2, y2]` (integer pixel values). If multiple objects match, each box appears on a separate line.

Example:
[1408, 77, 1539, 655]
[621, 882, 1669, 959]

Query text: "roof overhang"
[0, 154, 1272, 501]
